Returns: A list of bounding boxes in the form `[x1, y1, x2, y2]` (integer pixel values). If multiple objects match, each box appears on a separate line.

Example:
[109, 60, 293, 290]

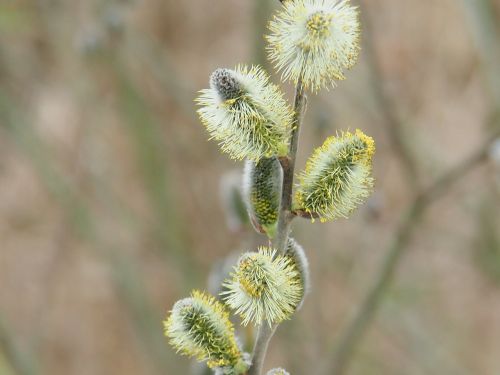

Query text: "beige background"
[1, 0, 500, 374]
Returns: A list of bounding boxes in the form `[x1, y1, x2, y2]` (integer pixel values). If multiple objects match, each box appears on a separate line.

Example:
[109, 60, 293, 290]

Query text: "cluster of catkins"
[164, 1, 375, 374]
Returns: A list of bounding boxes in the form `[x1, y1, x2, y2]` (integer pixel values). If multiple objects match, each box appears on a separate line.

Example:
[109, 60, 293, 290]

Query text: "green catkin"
[164, 291, 249, 374]
[295, 129, 375, 222]
[243, 156, 283, 237]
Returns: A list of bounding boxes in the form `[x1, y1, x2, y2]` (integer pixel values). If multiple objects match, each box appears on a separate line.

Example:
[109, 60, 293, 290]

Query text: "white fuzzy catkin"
[197, 66, 293, 161]
[222, 247, 303, 326]
[267, 0, 360, 92]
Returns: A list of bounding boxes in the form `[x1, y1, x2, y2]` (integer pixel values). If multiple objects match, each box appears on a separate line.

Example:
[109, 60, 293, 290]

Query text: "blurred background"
[1, 0, 500, 374]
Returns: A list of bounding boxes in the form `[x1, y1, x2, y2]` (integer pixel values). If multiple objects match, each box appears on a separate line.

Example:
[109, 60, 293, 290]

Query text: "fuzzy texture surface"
[197, 66, 292, 161]
[267, 0, 360, 92]
[295, 129, 375, 222]
[222, 247, 303, 326]
[163, 291, 248, 374]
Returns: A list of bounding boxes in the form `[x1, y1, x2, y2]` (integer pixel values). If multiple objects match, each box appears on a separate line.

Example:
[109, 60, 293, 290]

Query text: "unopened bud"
[243, 157, 283, 237]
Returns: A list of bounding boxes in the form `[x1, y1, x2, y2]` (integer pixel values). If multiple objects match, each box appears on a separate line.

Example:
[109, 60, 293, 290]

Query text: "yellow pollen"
[238, 258, 264, 297]
[355, 129, 375, 159]
[306, 11, 332, 37]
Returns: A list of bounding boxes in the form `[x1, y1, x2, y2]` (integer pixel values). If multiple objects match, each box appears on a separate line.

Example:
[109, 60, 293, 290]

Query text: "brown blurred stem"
[248, 77, 307, 375]
[325, 131, 499, 375]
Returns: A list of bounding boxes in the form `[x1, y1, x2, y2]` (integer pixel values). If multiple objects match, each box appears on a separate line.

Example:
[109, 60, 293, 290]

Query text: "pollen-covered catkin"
[267, 0, 360, 92]
[295, 129, 375, 222]
[222, 247, 303, 326]
[164, 291, 249, 374]
[197, 66, 293, 161]
[243, 156, 283, 237]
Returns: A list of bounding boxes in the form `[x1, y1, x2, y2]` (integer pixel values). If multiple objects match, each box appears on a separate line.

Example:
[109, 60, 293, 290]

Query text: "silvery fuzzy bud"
[197, 65, 293, 162]
[243, 157, 283, 237]
[210, 68, 243, 101]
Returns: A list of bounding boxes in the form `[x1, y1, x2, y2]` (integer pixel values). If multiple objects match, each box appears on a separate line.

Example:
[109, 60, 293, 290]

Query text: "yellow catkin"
[295, 129, 375, 222]
[267, 0, 361, 92]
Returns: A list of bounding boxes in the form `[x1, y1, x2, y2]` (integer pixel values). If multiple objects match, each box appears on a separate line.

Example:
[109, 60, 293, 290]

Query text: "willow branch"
[248, 77, 307, 375]
[274, 77, 307, 253]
